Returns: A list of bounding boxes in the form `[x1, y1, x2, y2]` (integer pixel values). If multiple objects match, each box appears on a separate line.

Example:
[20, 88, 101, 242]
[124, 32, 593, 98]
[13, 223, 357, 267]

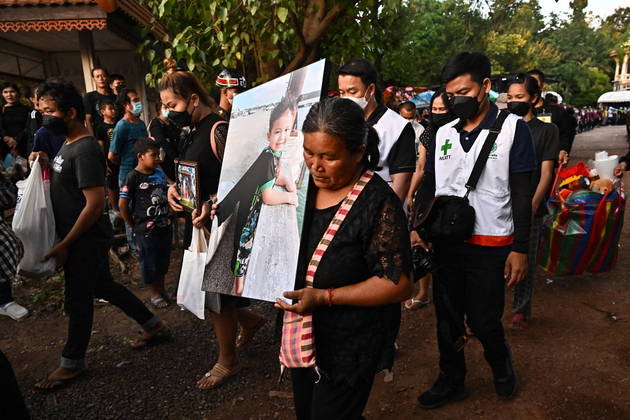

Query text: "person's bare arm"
[406, 146, 426, 211]
[43, 186, 105, 266]
[85, 114, 95, 137]
[276, 273, 413, 315]
[108, 151, 120, 165]
[532, 160, 554, 213]
[390, 172, 412, 203]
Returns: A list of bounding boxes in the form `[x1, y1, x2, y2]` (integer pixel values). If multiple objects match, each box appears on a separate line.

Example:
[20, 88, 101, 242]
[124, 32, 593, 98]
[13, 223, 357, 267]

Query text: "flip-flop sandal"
[34, 370, 84, 393]
[131, 323, 171, 349]
[197, 363, 242, 390]
[150, 296, 170, 309]
[236, 317, 266, 349]
[404, 298, 431, 310]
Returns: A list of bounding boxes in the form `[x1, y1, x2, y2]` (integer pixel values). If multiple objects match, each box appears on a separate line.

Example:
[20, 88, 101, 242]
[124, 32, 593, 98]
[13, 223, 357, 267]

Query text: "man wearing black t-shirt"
[32, 80, 164, 392]
[83, 67, 117, 138]
[338, 59, 416, 202]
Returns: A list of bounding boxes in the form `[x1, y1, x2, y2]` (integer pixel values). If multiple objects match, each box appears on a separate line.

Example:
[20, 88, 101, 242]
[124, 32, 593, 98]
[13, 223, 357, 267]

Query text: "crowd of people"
[0, 49, 626, 420]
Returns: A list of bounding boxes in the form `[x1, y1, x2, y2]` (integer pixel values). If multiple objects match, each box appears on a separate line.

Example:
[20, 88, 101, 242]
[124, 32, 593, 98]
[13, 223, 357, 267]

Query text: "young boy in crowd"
[109, 88, 147, 253]
[33, 80, 165, 392]
[119, 138, 172, 308]
[95, 99, 120, 213]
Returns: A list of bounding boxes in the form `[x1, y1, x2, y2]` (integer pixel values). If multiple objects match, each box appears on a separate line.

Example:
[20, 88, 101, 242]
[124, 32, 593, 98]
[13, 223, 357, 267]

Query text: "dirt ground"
[2, 125, 630, 419]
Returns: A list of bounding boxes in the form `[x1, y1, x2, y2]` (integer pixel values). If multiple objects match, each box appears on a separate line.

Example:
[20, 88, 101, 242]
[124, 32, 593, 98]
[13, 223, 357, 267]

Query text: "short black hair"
[507, 73, 541, 103]
[134, 137, 160, 155]
[441, 51, 491, 85]
[38, 79, 85, 122]
[398, 101, 416, 113]
[117, 87, 137, 108]
[91, 67, 109, 77]
[109, 73, 124, 82]
[1, 82, 19, 93]
[338, 58, 382, 102]
[527, 69, 546, 84]
[545, 92, 558, 104]
[98, 98, 116, 111]
[269, 95, 295, 133]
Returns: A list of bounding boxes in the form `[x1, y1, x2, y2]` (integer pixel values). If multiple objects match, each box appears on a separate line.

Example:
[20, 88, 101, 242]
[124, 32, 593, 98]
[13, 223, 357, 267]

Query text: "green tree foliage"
[139, 0, 400, 86]
[140, 0, 628, 105]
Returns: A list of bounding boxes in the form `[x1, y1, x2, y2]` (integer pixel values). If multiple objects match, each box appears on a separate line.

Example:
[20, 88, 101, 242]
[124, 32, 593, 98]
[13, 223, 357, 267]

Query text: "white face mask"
[344, 95, 369, 110]
[342, 87, 371, 110]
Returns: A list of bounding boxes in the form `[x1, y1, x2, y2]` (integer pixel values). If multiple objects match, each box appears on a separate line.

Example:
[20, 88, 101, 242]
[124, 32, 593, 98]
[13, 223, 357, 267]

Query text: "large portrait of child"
[202, 59, 329, 303]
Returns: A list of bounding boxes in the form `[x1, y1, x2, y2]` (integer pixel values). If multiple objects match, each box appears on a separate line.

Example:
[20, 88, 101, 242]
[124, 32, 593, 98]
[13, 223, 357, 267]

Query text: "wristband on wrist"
[327, 288, 335, 307]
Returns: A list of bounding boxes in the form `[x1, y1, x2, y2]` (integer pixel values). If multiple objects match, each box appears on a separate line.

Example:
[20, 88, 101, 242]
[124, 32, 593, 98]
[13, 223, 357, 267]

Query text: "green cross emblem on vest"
[441, 139, 452, 156]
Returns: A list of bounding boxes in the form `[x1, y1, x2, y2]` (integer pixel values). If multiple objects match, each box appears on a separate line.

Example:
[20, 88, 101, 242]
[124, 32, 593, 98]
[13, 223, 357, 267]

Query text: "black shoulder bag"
[420, 110, 510, 243]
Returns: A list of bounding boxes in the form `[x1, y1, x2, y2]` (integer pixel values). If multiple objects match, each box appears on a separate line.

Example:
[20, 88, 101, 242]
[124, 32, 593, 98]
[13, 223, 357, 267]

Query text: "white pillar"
[622, 53, 629, 77]
[78, 30, 96, 93]
[614, 58, 620, 78]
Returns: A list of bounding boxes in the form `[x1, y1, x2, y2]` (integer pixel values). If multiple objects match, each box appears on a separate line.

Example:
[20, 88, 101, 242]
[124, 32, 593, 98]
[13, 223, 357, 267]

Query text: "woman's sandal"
[236, 317, 266, 349]
[150, 295, 170, 309]
[197, 363, 242, 390]
[34, 369, 85, 392]
[404, 298, 431, 310]
[131, 322, 171, 349]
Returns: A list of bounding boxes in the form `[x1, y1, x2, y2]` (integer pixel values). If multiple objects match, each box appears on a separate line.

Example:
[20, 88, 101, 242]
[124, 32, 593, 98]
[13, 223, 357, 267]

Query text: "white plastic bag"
[12, 157, 57, 277]
[177, 227, 208, 319]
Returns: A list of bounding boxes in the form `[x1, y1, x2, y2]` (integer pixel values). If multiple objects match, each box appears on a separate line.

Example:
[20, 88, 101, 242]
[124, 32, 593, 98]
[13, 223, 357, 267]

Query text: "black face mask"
[451, 95, 482, 121]
[431, 112, 456, 128]
[168, 110, 192, 129]
[41, 114, 68, 136]
[507, 101, 531, 117]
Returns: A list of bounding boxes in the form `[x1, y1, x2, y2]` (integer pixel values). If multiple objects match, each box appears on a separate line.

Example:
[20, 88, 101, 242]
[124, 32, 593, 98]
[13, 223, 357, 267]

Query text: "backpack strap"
[210, 120, 228, 163]
[464, 110, 510, 195]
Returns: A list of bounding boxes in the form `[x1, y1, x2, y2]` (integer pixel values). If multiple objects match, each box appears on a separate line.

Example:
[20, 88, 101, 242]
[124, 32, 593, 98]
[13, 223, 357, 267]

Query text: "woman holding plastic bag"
[0, 170, 28, 320]
[160, 64, 266, 390]
[12, 155, 57, 278]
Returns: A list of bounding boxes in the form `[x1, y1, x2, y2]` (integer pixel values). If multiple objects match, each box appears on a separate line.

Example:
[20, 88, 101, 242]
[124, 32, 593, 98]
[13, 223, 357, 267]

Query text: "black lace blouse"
[295, 174, 412, 384]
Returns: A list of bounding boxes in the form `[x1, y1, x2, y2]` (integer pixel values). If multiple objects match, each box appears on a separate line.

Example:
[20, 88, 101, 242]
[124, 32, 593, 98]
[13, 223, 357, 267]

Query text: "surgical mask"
[132, 102, 143, 116]
[507, 101, 531, 117]
[451, 95, 481, 121]
[431, 112, 456, 128]
[161, 108, 170, 119]
[344, 95, 369, 110]
[41, 114, 68, 136]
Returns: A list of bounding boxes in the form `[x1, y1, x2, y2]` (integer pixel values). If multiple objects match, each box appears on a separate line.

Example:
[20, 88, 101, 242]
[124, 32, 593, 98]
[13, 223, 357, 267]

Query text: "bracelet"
[327, 288, 335, 307]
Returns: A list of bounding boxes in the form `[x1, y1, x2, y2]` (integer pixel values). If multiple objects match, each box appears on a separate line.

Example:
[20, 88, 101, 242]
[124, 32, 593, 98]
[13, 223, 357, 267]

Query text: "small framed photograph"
[175, 160, 200, 212]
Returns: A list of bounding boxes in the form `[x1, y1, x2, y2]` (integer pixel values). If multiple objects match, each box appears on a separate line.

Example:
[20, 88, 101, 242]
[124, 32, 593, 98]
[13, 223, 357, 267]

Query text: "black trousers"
[0, 280, 13, 305]
[62, 236, 155, 366]
[432, 248, 510, 386]
[291, 368, 374, 420]
[0, 349, 29, 419]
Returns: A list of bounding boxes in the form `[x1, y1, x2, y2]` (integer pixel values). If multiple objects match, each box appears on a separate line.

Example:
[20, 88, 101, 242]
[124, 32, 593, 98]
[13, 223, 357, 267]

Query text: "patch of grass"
[30, 272, 65, 312]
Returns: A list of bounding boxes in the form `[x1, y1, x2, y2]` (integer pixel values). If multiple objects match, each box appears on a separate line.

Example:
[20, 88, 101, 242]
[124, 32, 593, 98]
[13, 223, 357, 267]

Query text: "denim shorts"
[134, 226, 172, 284]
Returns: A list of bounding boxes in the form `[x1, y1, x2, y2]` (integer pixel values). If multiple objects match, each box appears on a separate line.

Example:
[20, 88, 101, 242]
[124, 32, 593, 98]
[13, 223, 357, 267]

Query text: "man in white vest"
[338, 59, 416, 202]
[417, 52, 536, 409]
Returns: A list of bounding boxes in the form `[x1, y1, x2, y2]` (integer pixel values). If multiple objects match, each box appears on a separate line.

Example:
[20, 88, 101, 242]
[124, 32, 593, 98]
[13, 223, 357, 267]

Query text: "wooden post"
[78, 30, 96, 92]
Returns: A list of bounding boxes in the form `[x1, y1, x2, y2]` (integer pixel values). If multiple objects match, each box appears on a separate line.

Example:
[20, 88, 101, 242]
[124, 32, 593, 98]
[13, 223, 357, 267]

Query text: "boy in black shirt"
[119, 138, 172, 308]
[95, 99, 120, 213]
[32, 80, 165, 392]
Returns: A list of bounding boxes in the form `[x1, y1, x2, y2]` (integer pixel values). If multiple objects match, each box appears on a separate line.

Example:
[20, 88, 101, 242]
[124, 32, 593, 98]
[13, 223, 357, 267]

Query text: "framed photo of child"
[175, 160, 200, 212]
[201, 59, 330, 304]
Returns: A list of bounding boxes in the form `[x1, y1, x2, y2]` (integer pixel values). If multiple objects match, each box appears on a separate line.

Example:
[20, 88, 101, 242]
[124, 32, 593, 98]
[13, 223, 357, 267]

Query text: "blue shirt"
[109, 119, 147, 183]
[32, 126, 66, 159]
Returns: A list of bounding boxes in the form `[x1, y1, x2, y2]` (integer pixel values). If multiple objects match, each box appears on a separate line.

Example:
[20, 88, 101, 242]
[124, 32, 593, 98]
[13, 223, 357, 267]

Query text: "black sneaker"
[489, 350, 518, 400]
[418, 375, 470, 409]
